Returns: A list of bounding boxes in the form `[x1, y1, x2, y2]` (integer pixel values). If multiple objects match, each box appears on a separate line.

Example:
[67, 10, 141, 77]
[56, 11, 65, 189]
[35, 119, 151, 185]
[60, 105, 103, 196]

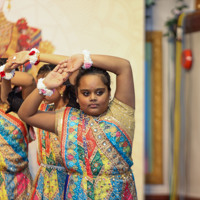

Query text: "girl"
[0, 58, 35, 200]
[31, 64, 78, 200]
[16, 51, 137, 199]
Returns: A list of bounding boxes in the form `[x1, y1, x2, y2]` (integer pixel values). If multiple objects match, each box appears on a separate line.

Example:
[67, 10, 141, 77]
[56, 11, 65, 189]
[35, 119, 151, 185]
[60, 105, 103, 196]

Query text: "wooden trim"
[145, 195, 200, 200]
[145, 195, 169, 200]
[185, 11, 200, 33]
[196, 0, 200, 10]
[145, 31, 163, 184]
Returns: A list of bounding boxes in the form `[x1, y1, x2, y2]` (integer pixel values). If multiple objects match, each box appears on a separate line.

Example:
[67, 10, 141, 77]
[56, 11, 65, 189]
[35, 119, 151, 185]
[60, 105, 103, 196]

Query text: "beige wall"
[183, 32, 200, 198]
[4, 1, 145, 199]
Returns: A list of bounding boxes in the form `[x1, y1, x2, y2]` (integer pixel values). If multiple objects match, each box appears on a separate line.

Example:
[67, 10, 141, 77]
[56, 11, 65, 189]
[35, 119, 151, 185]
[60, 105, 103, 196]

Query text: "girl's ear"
[58, 85, 66, 97]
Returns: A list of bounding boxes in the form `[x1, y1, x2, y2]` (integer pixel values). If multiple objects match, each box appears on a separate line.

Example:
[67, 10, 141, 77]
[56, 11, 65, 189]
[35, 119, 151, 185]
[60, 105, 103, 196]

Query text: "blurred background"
[145, 0, 200, 200]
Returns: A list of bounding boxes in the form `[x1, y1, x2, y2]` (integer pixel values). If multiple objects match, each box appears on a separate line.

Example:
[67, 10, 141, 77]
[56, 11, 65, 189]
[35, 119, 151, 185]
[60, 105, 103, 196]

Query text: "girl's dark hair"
[0, 58, 7, 65]
[63, 80, 79, 108]
[75, 67, 111, 91]
[36, 64, 56, 78]
[5, 87, 23, 114]
[37, 64, 79, 109]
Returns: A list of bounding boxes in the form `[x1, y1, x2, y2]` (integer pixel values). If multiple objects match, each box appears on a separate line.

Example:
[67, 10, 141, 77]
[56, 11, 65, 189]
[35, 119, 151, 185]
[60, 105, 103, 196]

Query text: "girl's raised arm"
[91, 55, 135, 109]
[1, 61, 36, 103]
[18, 88, 56, 133]
[65, 53, 135, 108]
[18, 64, 71, 133]
[7, 50, 69, 69]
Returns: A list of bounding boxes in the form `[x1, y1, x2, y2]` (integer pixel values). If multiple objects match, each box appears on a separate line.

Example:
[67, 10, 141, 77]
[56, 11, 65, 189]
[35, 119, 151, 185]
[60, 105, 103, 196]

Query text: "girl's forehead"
[81, 73, 103, 80]
[78, 74, 106, 89]
[79, 74, 103, 84]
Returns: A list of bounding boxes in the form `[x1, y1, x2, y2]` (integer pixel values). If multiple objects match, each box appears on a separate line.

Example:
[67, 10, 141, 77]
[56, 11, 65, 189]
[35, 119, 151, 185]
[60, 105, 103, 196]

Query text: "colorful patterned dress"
[30, 103, 68, 200]
[0, 106, 33, 200]
[56, 98, 137, 200]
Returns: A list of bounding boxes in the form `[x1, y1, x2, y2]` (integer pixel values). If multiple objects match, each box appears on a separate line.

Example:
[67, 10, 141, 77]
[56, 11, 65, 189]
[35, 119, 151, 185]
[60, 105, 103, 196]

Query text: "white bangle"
[37, 78, 54, 96]
[0, 64, 15, 80]
[0, 64, 5, 77]
[4, 69, 15, 80]
[82, 49, 93, 69]
[29, 48, 40, 65]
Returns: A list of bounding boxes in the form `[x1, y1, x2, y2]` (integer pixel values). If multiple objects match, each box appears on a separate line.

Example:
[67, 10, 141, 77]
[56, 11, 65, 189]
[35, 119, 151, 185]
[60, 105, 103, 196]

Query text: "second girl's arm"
[18, 64, 71, 133]
[18, 88, 56, 133]
[7, 51, 69, 67]
[11, 71, 36, 99]
[1, 64, 36, 103]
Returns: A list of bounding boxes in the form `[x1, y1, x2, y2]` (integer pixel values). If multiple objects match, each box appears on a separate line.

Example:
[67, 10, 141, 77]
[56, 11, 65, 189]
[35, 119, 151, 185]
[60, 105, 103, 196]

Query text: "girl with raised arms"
[10, 50, 137, 200]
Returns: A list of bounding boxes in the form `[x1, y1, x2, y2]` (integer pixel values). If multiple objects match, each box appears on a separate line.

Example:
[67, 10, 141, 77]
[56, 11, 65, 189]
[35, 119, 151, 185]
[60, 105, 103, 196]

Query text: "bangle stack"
[82, 49, 93, 69]
[37, 78, 54, 96]
[29, 48, 40, 65]
[0, 64, 15, 80]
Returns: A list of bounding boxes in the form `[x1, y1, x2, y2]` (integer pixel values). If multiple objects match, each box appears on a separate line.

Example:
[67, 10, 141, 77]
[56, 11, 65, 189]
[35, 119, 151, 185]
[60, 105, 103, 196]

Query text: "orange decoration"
[181, 49, 192, 70]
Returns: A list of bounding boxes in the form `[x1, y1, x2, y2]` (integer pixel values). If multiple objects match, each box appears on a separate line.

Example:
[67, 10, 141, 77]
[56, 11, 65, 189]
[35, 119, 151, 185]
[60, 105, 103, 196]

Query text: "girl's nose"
[90, 93, 97, 101]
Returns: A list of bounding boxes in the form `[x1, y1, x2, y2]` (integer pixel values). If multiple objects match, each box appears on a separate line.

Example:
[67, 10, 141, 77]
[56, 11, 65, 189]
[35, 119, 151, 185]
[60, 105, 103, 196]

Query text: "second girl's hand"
[43, 63, 71, 90]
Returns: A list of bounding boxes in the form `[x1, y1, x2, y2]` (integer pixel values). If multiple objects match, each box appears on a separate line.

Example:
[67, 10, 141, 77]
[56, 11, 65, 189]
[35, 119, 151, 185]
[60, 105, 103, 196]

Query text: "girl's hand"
[7, 51, 29, 69]
[43, 64, 71, 89]
[58, 54, 84, 73]
[4, 62, 15, 73]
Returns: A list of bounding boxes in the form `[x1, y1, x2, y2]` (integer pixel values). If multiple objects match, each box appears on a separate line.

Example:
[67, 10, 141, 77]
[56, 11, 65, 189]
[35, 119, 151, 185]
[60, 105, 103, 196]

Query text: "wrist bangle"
[82, 49, 93, 69]
[0, 64, 5, 78]
[29, 48, 40, 65]
[4, 69, 15, 80]
[0, 64, 15, 80]
[37, 78, 54, 96]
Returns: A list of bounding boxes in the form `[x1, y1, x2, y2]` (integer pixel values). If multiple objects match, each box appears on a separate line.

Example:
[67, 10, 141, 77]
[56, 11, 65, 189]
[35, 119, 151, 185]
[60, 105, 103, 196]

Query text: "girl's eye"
[83, 91, 90, 96]
[96, 90, 104, 96]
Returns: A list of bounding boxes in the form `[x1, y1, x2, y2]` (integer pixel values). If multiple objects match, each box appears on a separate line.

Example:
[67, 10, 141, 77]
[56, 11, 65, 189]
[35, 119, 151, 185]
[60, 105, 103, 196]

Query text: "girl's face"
[43, 89, 61, 104]
[77, 74, 110, 116]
